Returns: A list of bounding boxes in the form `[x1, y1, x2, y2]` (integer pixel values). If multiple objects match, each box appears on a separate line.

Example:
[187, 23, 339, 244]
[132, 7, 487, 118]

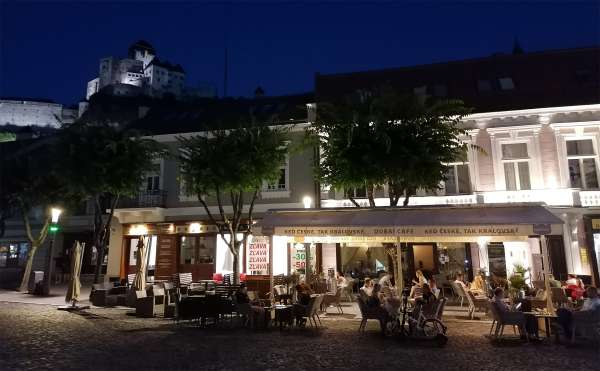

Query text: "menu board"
[247, 236, 269, 275]
[155, 236, 177, 280]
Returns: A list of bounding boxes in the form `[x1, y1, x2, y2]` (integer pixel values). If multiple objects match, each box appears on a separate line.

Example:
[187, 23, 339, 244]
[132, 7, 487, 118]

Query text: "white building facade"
[320, 103, 600, 283]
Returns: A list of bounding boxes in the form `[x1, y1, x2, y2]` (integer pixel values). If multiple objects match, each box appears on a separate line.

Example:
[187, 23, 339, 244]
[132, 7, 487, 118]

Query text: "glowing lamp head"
[129, 224, 148, 236]
[189, 223, 202, 233]
[302, 196, 312, 209]
[50, 208, 62, 223]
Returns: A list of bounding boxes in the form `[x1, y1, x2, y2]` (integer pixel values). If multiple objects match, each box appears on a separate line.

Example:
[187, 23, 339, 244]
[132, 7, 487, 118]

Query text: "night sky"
[1, 1, 599, 105]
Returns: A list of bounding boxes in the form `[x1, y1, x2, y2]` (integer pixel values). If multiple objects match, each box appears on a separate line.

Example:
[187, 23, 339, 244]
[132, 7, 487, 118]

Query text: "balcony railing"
[118, 190, 167, 208]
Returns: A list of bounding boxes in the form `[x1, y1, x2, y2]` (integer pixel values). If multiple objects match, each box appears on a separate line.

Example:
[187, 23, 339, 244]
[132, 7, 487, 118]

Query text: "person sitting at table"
[454, 273, 468, 290]
[413, 270, 427, 286]
[336, 272, 348, 289]
[548, 274, 562, 288]
[493, 287, 539, 339]
[379, 271, 393, 288]
[234, 283, 265, 328]
[563, 274, 585, 301]
[292, 281, 313, 326]
[428, 277, 441, 299]
[295, 281, 312, 305]
[380, 286, 402, 316]
[556, 286, 600, 339]
[360, 277, 374, 298]
[470, 273, 487, 297]
[565, 274, 584, 288]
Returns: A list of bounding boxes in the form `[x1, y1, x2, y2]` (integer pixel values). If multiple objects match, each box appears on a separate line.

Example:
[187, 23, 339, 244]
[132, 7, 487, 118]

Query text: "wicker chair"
[356, 295, 388, 333]
[321, 287, 343, 314]
[307, 294, 324, 327]
[135, 289, 163, 317]
[568, 308, 600, 344]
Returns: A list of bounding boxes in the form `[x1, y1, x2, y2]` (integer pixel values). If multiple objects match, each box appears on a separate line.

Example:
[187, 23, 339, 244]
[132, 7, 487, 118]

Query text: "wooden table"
[523, 311, 558, 338]
[273, 305, 294, 329]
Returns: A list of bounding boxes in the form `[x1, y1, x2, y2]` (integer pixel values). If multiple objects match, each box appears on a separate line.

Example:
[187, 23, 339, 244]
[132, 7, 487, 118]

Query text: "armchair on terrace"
[489, 301, 528, 341]
[356, 295, 388, 334]
[322, 287, 343, 314]
[135, 289, 164, 318]
[564, 308, 600, 345]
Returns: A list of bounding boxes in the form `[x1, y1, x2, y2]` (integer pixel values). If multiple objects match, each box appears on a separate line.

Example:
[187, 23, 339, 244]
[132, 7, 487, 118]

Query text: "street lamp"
[42, 207, 62, 295]
[303, 196, 312, 209]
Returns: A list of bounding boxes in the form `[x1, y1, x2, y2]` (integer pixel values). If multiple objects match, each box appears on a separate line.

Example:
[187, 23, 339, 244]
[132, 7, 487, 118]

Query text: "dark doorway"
[547, 235, 568, 280]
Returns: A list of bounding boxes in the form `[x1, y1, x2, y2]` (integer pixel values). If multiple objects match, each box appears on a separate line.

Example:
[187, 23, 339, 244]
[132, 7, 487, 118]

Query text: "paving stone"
[0, 302, 598, 370]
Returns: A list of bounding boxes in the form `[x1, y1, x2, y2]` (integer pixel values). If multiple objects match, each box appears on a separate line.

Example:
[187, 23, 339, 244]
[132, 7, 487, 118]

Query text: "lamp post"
[42, 207, 62, 296]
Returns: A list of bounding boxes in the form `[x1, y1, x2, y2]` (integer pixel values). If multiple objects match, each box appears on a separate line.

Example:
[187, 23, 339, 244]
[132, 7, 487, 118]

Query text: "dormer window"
[499, 77, 515, 90]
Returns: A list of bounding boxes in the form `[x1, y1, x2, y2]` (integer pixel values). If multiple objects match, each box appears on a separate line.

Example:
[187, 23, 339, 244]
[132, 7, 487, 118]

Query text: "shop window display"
[180, 235, 215, 264]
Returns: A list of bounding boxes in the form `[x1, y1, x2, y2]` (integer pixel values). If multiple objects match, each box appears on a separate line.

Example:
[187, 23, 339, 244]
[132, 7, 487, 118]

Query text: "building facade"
[103, 47, 600, 289]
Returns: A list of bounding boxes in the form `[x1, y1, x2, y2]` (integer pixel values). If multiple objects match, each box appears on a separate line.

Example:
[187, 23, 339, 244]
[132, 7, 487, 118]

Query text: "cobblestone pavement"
[0, 302, 598, 371]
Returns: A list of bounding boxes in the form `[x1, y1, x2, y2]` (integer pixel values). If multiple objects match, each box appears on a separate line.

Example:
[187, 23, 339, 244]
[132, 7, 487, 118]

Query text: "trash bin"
[28, 271, 44, 294]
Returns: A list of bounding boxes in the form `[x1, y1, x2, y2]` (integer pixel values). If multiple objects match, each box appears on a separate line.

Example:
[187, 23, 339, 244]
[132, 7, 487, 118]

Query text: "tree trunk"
[19, 243, 39, 292]
[403, 193, 411, 207]
[367, 184, 375, 207]
[232, 250, 240, 285]
[93, 244, 105, 284]
[231, 239, 241, 284]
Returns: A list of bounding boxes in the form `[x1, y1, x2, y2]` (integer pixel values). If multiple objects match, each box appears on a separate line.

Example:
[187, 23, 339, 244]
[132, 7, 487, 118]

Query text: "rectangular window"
[502, 143, 528, 160]
[443, 163, 471, 195]
[267, 168, 287, 190]
[180, 235, 215, 264]
[499, 77, 515, 90]
[433, 84, 447, 97]
[567, 139, 599, 189]
[146, 175, 160, 191]
[501, 143, 530, 190]
[477, 79, 492, 92]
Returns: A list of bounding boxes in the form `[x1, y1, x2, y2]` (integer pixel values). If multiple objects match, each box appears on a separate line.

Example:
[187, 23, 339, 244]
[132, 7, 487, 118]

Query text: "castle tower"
[128, 40, 156, 69]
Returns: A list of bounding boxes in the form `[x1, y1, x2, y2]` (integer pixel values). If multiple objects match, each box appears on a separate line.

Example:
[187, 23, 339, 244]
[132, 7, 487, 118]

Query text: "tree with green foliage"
[312, 88, 473, 294]
[312, 87, 473, 207]
[0, 138, 68, 292]
[178, 126, 289, 284]
[57, 121, 166, 283]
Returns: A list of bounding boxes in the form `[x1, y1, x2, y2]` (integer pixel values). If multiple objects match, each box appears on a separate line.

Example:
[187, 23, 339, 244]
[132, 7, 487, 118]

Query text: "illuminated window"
[567, 139, 599, 189]
[263, 155, 289, 192]
[501, 143, 530, 190]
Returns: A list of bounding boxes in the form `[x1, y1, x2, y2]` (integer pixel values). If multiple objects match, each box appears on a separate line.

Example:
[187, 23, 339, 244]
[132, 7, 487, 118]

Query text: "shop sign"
[175, 223, 219, 234]
[592, 219, 600, 230]
[246, 236, 269, 275]
[533, 224, 551, 235]
[276, 224, 534, 238]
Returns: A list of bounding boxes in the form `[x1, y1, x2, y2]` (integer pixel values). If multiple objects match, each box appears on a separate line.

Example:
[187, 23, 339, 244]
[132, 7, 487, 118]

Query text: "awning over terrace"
[257, 204, 564, 243]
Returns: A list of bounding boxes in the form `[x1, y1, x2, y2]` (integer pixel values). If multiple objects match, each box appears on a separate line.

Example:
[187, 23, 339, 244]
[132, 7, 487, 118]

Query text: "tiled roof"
[128, 93, 313, 136]
[147, 58, 185, 73]
[316, 47, 600, 112]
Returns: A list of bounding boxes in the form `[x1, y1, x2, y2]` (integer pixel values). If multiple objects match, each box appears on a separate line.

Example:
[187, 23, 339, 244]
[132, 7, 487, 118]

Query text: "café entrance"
[258, 204, 564, 292]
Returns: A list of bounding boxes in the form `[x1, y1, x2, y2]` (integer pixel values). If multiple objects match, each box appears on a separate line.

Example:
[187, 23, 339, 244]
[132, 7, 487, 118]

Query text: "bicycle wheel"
[421, 318, 445, 337]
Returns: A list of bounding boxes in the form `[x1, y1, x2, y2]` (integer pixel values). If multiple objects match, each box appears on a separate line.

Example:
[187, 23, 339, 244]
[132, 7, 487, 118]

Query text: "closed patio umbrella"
[132, 236, 148, 292]
[64, 241, 85, 309]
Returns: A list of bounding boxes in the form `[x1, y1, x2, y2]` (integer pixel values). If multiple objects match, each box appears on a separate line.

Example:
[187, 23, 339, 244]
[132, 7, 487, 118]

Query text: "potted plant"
[508, 264, 530, 299]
